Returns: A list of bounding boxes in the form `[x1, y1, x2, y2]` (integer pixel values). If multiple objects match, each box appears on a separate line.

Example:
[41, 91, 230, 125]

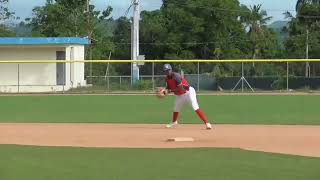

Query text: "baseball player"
[162, 64, 212, 130]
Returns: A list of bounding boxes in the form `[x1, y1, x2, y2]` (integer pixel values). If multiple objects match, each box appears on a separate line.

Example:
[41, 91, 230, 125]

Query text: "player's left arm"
[167, 84, 183, 93]
[175, 84, 184, 91]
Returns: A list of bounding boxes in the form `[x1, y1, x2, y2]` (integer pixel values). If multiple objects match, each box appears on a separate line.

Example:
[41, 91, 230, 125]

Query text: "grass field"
[0, 95, 319, 124]
[1, 95, 319, 179]
[0, 145, 319, 180]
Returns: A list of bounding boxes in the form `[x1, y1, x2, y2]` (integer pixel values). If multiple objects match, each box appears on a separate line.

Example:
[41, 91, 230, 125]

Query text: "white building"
[0, 37, 90, 93]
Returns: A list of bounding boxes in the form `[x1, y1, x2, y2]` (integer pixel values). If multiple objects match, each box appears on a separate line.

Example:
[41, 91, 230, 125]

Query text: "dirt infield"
[0, 123, 319, 158]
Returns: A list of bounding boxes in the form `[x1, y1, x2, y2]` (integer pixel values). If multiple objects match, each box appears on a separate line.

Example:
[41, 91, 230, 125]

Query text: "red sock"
[173, 112, 179, 122]
[195, 109, 209, 124]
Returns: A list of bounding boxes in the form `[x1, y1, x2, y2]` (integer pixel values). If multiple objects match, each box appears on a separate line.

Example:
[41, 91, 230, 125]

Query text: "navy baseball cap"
[163, 64, 172, 71]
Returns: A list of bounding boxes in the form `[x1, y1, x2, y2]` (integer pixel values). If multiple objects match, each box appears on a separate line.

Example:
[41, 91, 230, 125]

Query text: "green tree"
[138, 0, 253, 75]
[284, 0, 320, 76]
[0, 0, 14, 21]
[296, 0, 320, 12]
[113, 17, 131, 60]
[27, 0, 112, 37]
[140, 10, 167, 60]
[240, 4, 273, 59]
[112, 17, 132, 75]
[26, 0, 115, 78]
[0, 0, 16, 37]
[0, 24, 15, 36]
[12, 21, 32, 36]
[112, 0, 283, 77]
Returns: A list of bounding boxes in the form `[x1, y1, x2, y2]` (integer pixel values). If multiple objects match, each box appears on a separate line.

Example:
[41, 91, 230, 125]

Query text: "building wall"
[0, 45, 86, 93]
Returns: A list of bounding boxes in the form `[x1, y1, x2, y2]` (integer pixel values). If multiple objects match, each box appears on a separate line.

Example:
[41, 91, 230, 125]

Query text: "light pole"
[131, 0, 140, 85]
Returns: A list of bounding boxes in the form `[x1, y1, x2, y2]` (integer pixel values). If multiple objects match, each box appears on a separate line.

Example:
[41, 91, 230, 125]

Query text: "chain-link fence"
[83, 61, 320, 93]
[1, 61, 320, 93]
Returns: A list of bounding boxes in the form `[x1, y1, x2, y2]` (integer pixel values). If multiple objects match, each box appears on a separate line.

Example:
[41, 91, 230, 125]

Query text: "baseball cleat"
[166, 121, 178, 128]
[206, 123, 212, 130]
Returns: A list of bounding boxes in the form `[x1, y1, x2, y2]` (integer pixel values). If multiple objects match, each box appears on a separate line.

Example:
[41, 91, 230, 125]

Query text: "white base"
[167, 137, 195, 142]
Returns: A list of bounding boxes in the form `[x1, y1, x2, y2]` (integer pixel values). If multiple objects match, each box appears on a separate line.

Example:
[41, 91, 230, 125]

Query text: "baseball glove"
[156, 87, 168, 99]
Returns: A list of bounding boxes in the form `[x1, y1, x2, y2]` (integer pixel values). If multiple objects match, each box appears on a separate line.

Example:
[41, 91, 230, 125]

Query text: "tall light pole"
[131, 0, 140, 85]
[86, 0, 93, 83]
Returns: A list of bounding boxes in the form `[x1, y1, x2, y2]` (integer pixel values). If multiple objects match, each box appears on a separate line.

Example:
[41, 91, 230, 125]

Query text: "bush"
[133, 80, 153, 90]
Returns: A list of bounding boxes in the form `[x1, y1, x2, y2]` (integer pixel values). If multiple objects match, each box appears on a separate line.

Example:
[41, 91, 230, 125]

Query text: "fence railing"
[85, 74, 320, 92]
[1, 60, 320, 93]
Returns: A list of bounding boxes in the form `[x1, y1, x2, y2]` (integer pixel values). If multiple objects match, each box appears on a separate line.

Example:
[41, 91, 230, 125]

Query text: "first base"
[167, 137, 195, 142]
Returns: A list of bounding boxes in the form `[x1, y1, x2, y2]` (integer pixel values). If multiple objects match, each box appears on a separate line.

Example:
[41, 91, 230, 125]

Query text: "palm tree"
[241, 4, 272, 61]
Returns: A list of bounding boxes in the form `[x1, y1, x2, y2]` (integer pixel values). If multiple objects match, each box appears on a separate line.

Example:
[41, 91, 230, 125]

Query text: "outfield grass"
[0, 95, 319, 124]
[0, 145, 319, 180]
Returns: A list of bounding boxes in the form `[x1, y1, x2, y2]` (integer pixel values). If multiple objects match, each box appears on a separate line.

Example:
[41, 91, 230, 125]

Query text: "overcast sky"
[7, 0, 297, 23]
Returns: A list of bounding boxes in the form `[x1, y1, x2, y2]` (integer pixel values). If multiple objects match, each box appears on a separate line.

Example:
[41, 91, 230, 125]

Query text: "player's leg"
[166, 95, 186, 128]
[188, 87, 212, 129]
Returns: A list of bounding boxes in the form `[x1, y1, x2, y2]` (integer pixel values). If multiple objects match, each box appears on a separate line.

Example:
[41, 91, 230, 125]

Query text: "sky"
[7, 0, 297, 23]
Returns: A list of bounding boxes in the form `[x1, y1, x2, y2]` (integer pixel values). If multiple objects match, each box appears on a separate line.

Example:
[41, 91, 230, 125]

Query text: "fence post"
[18, 64, 20, 93]
[62, 61, 65, 94]
[152, 62, 155, 91]
[197, 62, 200, 92]
[241, 62, 244, 92]
[107, 75, 110, 92]
[287, 62, 289, 91]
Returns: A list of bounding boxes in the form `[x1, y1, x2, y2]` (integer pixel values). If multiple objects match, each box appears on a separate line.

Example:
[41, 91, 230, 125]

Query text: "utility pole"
[131, 0, 140, 85]
[86, 0, 93, 84]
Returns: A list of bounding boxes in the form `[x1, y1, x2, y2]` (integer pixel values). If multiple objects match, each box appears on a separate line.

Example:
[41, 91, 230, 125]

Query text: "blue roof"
[0, 37, 90, 46]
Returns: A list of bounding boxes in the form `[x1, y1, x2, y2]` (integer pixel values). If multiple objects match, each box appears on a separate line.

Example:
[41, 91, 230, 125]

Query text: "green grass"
[0, 95, 319, 124]
[0, 145, 319, 180]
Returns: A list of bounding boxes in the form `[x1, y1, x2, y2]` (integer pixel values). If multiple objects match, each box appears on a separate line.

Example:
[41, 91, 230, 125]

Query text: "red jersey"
[166, 72, 190, 95]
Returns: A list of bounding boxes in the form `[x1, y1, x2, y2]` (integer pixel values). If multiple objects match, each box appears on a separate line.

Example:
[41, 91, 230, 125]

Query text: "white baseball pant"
[174, 86, 199, 112]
